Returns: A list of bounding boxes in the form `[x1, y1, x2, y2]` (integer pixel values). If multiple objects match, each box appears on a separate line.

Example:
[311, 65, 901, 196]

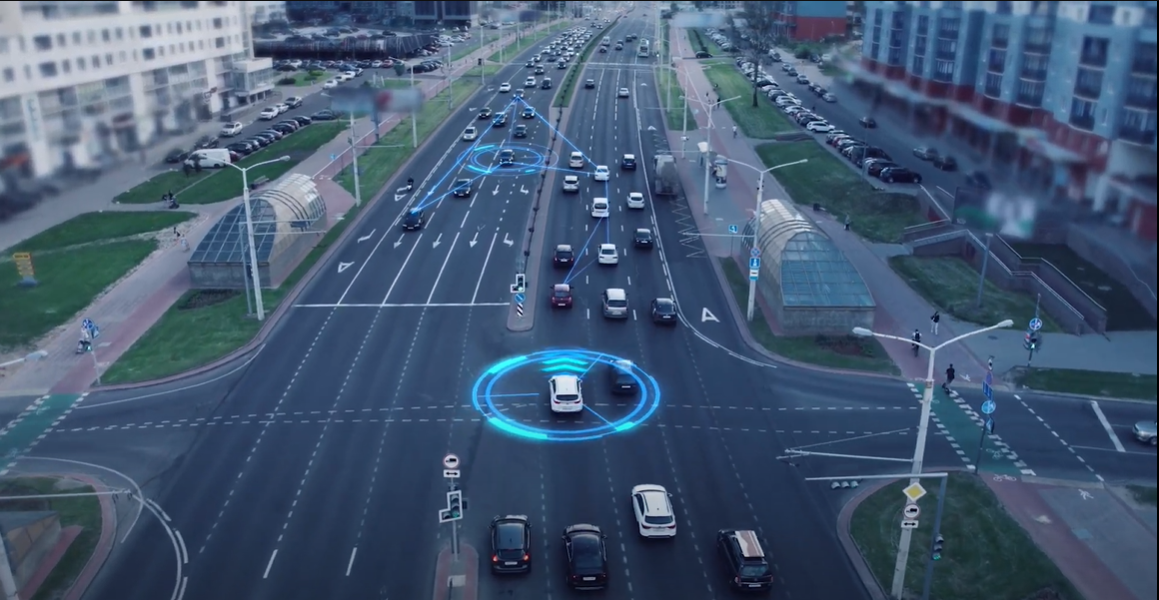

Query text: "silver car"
[1133, 420, 1157, 446]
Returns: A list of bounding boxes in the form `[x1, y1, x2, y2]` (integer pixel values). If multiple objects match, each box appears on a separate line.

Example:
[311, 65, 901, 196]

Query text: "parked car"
[859, 116, 877, 128]
[879, 167, 923, 184]
[933, 155, 958, 171]
[913, 147, 939, 161]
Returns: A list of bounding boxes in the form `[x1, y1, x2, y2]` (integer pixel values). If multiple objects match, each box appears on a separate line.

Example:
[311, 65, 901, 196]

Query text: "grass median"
[1, 211, 195, 351]
[755, 142, 923, 243]
[115, 123, 344, 206]
[687, 29, 724, 56]
[0, 477, 102, 600]
[277, 70, 325, 86]
[101, 82, 482, 384]
[1011, 367, 1156, 401]
[719, 259, 898, 374]
[851, 472, 1079, 600]
[702, 64, 794, 137]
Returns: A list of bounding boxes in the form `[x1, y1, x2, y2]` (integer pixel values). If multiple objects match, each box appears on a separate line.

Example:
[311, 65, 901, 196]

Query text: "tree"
[733, 2, 778, 107]
[393, 61, 406, 77]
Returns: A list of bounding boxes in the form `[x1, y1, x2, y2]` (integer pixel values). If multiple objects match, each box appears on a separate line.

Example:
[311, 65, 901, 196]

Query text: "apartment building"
[854, 1, 1157, 242]
[0, 1, 275, 181]
[414, 1, 479, 26]
[249, 0, 286, 24]
[767, 1, 849, 42]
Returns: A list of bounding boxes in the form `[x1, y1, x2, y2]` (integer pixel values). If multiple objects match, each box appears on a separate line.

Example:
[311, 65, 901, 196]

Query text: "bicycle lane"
[0, 394, 87, 473]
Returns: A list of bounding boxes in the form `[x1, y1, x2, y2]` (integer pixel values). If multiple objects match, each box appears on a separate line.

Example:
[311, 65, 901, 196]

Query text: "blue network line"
[562, 217, 607, 284]
[583, 405, 615, 426]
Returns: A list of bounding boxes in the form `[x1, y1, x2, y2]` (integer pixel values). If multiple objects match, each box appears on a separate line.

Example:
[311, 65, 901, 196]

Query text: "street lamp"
[719, 157, 810, 321]
[852, 318, 1014, 598]
[227, 155, 291, 322]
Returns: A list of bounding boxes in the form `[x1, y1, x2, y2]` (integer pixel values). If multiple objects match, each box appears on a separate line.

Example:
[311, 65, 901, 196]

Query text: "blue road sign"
[980, 399, 996, 415]
[513, 293, 525, 304]
[749, 271, 759, 281]
[728, 224, 739, 234]
[982, 381, 993, 400]
[750, 248, 761, 258]
[984, 417, 994, 433]
[1028, 317, 1043, 332]
[749, 257, 761, 270]
[984, 370, 993, 386]
[330, 153, 338, 161]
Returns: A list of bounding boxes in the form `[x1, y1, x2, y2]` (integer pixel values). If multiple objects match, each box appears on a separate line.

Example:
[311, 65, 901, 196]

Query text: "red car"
[551, 284, 573, 308]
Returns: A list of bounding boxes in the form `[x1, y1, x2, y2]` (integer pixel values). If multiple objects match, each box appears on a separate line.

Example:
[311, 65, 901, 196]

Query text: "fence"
[986, 234, 1108, 332]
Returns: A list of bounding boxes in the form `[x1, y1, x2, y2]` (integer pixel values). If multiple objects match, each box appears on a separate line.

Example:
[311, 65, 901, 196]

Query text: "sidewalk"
[0, 21, 559, 398]
[667, 29, 986, 381]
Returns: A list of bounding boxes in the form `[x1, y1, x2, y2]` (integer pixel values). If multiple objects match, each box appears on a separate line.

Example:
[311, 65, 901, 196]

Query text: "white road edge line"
[346, 546, 358, 576]
[1089, 401, 1126, 453]
[472, 231, 499, 304]
[263, 549, 278, 579]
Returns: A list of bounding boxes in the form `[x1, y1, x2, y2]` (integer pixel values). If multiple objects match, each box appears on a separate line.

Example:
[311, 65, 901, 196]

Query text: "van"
[569, 152, 585, 169]
[540, 77, 552, 90]
[185, 148, 232, 168]
[602, 288, 628, 319]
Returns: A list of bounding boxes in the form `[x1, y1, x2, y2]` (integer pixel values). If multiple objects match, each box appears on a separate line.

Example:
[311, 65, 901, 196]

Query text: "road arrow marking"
[469, 231, 479, 248]
[338, 261, 354, 273]
[520, 185, 529, 194]
[357, 229, 376, 243]
[393, 235, 405, 249]
[647, 125, 656, 131]
[432, 233, 443, 248]
[492, 185, 501, 196]
[503, 232, 514, 246]
[701, 308, 719, 323]
[394, 193, 407, 202]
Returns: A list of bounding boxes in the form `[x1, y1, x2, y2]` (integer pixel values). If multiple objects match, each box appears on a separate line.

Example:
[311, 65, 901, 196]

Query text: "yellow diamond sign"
[902, 482, 927, 503]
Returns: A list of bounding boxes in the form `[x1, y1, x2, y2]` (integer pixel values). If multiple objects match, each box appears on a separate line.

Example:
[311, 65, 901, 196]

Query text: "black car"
[879, 167, 922, 184]
[553, 244, 574, 267]
[866, 160, 899, 178]
[490, 515, 532, 574]
[513, 124, 528, 138]
[562, 524, 608, 590]
[651, 298, 677, 323]
[633, 228, 653, 248]
[933, 155, 958, 171]
[966, 170, 993, 190]
[272, 123, 295, 135]
[401, 209, 425, 230]
[292, 115, 313, 126]
[492, 114, 507, 128]
[164, 148, 189, 163]
[521, 106, 535, 119]
[452, 179, 472, 197]
[608, 360, 638, 395]
[718, 529, 774, 590]
[312, 110, 338, 121]
[226, 142, 254, 156]
[695, 51, 713, 58]
[498, 149, 515, 165]
[621, 155, 637, 170]
[478, 107, 493, 119]
[193, 135, 219, 149]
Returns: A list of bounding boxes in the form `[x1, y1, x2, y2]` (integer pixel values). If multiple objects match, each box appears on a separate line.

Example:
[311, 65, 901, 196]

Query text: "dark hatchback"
[633, 228, 653, 248]
[478, 107, 493, 119]
[608, 360, 638, 395]
[452, 179, 472, 197]
[164, 148, 189, 163]
[553, 244, 574, 267]
[513, 124, 528, 138]
[651, 298, 677, 323]
[498, 149, 516, 165]
[401, 209, 425, 230]
[492, 114, 508, 127]
[490, 515, 532, 574]
[879, 167, 923, 184]
[562, 524, 608, 590]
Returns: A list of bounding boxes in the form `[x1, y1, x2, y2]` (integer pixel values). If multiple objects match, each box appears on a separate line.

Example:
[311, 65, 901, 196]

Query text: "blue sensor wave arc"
[472, 349, 662, 443]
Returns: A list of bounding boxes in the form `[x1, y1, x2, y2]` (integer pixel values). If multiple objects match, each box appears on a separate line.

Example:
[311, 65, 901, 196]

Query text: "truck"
[653, 154, 678, 197]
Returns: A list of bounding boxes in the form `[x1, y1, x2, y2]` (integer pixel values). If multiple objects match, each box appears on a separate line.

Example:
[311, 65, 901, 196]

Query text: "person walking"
[843, 215, 851, 231]
[942, 364, 956, 393]
[911, 329, 922, 357]
[930, 310, 941, 335]
[732, 125, 738, 138]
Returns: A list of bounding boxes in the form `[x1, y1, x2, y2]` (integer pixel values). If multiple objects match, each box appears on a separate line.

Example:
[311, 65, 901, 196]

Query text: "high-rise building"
[766, 1, 849, 42]
[249, 0, 287, 24]
[0, 1, 275, 180]
[414, 1, 478, 26]
[852, 1, 1157, 242]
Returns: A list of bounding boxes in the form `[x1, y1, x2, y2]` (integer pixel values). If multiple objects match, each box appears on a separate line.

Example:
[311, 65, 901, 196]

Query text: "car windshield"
[456, 180, 469, 187]
[405, 212, 420, 222]
[557, 250, 573, 258]
[607, 299, 627, 308]
[572, 537, 602, 569]
[741, 564, 770, 578]
[556, 393, 579, 402]
[636, 231, 651, 239]
[656, 302, 674, 313]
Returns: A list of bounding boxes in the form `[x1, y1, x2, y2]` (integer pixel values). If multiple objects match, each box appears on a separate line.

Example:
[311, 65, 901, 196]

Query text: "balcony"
[1079, 38, 1109, 68]
[1015, 91, 1043, 107]
[983, 82, 1002, 98]
[1126, 92, 1158, 110]
[1119, 126, 1156, 146]
[1073, 84, 1102, 100]
[1020, 67, 1047, 81]
[938, 28, 959, 40]
[988, 60, 1005, 74]
[1024, 32, 1052, 54]
[891, 17, 905, 31]
[1133, 53, 1158, 76]
[1069, 114, 1095, 131]
[936, 49, 957, 61]
[992, 36, 1008, 49]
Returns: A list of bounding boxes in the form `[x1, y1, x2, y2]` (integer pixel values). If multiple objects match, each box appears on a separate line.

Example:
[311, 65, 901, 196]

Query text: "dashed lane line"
[906, 382, 1036, 477]
[1013, 394, 1108, 483]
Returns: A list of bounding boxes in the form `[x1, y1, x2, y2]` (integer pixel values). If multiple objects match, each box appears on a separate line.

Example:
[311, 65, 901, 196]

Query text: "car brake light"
[491, 555, 498, 563]
[523, 553, 530, 561]
[665, 524, 676, 528]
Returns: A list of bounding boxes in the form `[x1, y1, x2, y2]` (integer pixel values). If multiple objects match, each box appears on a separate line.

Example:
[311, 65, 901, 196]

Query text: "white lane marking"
[427, 231, 461, 304]
[472, 231, 499, 304]
[1090, 401, 1126, 453]
[380, 233, 424, 304]
[263, 549, 278, 579]
[346, 546, 358, 576]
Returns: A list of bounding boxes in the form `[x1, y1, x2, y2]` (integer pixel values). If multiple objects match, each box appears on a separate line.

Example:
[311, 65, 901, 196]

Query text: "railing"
[988, 234, 1107, 332]
[1069, 114, 1095, 131]
[1015, 92, 1043, 107]
[901, 219, 954, 242]
[1118, 127, 1156, 145]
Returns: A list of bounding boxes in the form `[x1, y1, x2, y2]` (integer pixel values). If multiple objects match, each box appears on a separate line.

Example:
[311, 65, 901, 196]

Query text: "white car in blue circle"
[549, 375, 584, 413]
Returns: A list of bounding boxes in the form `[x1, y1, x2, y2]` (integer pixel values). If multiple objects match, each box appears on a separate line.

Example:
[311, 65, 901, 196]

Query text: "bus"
[637, 39, 650, 58]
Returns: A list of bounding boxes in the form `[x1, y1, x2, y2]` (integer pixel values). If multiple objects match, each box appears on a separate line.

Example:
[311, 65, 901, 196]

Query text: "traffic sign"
[750, 248, 761, 258]
[1028, 317, 1043, 332]
[900, 519, 919, 529]
[981, 399, 996, 415]
[748, 269, 759, 281]
[984, 417, 995, 433]
[982, 381, 993, 401]
[442, 454, 460, 470]
[443, 469, 461, 479]
[902, 482, 927, 502]
[728, 224, 738, 234]
[749, 257, 761, 269]
[903, 503, 921, 519]
[513, 293, 526, 304]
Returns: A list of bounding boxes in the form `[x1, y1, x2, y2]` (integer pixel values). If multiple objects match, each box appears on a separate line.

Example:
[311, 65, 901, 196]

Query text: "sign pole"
[919, 475, 950, 600]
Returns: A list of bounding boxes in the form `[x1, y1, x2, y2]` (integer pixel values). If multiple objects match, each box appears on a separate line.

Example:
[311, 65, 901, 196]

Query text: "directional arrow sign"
[394, 193, 407, 202]
[503, 233, 514, 246]
[357, 229, 376, 243]
[492, 185, 501, 196]
[432, 233, 443, 248]
[646, 125, 656, 131]
[338, 261, 354, 273]
[701, 308, 719, 323]
[469, 231, 479, 248]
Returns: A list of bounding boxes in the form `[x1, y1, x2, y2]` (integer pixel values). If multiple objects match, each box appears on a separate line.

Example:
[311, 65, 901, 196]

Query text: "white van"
[602, 288, 628, 318]
[185, 148, 232, 168]
[569, 151, 585, 168]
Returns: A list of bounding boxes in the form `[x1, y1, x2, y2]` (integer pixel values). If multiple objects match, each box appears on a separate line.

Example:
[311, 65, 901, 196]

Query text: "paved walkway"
[0, 21, 559, 397]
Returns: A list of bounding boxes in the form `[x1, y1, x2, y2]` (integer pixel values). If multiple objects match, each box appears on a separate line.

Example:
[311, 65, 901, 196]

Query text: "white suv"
[594, 165, 610, 181]
[549, 375, 583, 413]
[591, 198, 610, 218]
[631, 484, 676, 538]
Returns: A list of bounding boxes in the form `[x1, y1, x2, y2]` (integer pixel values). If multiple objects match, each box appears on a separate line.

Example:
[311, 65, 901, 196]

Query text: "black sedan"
[651, 298, 677, 324]
[478, 107, 493, 119]
[607, 360, 638, 395]
[164, 148, 189, 163]
[452, 179, 472, 197]
[879, 167, 923, 184]
[633, 228, 653, 248]
[312, 110, 338, 121]
[490, 515, 532, 574]
[562, 524, 608, 590]
[513, 124, 528, 138]
[401, 209, 425, 230]
[492, 114, 507, 128]
[193, 135, 219, 149]
[553, 244, 574, 267]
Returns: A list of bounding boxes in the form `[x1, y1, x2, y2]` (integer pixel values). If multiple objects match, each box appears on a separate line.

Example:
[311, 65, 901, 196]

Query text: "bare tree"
[732, 2, 778, 107]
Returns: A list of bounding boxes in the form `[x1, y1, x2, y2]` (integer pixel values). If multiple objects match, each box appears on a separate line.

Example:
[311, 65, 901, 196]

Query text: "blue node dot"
[472, 349, 662, 442]
[464, 143, 554, 178]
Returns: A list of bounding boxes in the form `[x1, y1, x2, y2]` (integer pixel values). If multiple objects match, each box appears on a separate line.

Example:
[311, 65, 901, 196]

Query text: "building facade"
[0, 1, 275, 181]
[854, 1, 1157, 242]
[249, 0, 286, 24]
[414, 1, 478, 26]
[768, 1, 849, 42]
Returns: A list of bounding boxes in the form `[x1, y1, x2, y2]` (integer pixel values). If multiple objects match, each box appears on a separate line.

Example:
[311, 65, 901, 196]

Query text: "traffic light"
[1024, 333, 1039, 351]
[445, 490, 463, 521]
[931, 534, 944, 561]
[245, 263, 253, 279]
[514, 273, 526, 294]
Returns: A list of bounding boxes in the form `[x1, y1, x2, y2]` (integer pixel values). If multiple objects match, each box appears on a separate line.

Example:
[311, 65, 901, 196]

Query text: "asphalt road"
[20, 16, 1155, 600]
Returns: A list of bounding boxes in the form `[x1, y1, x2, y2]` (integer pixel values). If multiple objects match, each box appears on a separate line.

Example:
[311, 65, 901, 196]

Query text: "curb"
[62, 473, 117, 600]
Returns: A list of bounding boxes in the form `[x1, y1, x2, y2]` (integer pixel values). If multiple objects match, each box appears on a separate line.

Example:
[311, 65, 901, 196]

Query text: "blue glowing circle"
[462, 143, 556, 178]
[472, 349, 662, 442]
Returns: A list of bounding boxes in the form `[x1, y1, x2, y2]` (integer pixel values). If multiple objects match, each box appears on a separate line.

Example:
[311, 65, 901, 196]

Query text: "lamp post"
[697, 94, 742, 216]
[852, 318, 1015, 598]
[227, 155, 291, 322]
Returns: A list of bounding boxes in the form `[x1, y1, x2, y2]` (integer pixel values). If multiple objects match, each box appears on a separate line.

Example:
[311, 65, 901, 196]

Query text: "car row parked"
[703, 28, 735, 53]
[820, 130, 923, 184]
[211, 107, 337, 164]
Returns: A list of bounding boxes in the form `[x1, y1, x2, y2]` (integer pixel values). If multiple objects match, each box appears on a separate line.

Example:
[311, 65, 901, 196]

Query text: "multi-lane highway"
[19, 11, 1155, 600]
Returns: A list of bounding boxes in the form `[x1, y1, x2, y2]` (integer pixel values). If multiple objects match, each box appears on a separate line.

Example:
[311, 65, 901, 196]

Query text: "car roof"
[633, 485, 671, 514]
[552, 374, 580, 392]
[564, 174, 578, 180]
[624, 153, 635, 158]
[557, 244, 573, 251]
[599, 243, 615, 250]
[629, 191, 644, 196]
[726, 529, 766, 558]
[605, 287, 626, 299]
[635, 228, 651, 234]
[655, 297, 675, 305]
[554, 283, 571, 292]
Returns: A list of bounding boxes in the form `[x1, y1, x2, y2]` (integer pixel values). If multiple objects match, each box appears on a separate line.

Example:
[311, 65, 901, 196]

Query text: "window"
[56, 33, 66, 47]
[143, 48, 156, 60]
[2, 68, 13, 83]
[102, 29, 111, 42]
[1087, 4, 1115, 25]
[1016, 80, 1044, 106]
[215, 37, 226, 48]
[106, 53, 114, 66]
[991, 23, 1009, 48]
[213, 17, 224, 29]
[917, 15, 929, 31]
[914, 34, 927, 55]
[933, 59, 954, 82]
[62, 60, 70, 74]
[33, 35, 53, 51]
[139, 25, 153, 38]
[88, 30, 96, 43]
[39, 62, 58, 77]
[1074, 67, 1103, 97]
[1121, 108, 1156, 132]
[1069, 98, 1096, 129]
[1079, 36, 1109, 67]
[1133, 43, 1157, 74]
[1125, 75, 1157, 107]
[984, 73, 1002, 97]
[887, 48, 903, 65]
[911, 55, 925, 75]
[936, 38, 957, 59]
[72, 32, 82, 45]
[987, 49, 1006, 72]
[78, 57, 86, 70]
[116, 27, 124, 40]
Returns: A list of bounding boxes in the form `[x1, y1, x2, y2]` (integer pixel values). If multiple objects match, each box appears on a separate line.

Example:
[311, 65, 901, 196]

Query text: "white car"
[626, 192, 645, 209]
[549, 375, 583, 413]
[525, 76, 536, 87]
[499, 82, 512, 92]
[631, 484, 677, 538]
[617, 88, 630, 98]
[594, 165, 610, 181]
[219, 122, 243, 137]
[569, 152, 586, 169]
[823, 93, 837, 103]
[259, 107, 279, 120]
[322, 79, 338, 89]
[591, 197, 610, 218]
[274, 103, 289, 114]
[462, 126, 477, 141]
[806, 121, 833, 133]
[597, 243, 619, 265]
[562, 175, 580, 192]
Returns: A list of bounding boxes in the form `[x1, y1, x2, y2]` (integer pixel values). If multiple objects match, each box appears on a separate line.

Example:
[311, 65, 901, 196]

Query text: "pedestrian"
[911, 329, 921, 357]
[930, 310, 940, 335]
[843, 214, 851, 231]
[182, 163, 192, 177]
[942, 364, 956, 392]
[732, 125, 738, 138]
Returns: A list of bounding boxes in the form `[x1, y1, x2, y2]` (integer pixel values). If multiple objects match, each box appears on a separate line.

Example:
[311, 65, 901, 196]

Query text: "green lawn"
[656, 63, 696, 131]
[337, 81, 481, 201]
[701, 64, 794, 138]
[720, 259, 898, 374]
[889, 255, 1063, 332]
[1128, 485, 1157, 506]
[1012, 368, 1156, 401]
[276, 70, 325, 86]
[851, 473, 1080, 600]
[4, 211, 194, 254]
[115, 123, 344, 205]
[0, 478, 102, 600]
[0, 240, 157, 351]
[688, 29, 724, 56]
[755, 142, 924, 243]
